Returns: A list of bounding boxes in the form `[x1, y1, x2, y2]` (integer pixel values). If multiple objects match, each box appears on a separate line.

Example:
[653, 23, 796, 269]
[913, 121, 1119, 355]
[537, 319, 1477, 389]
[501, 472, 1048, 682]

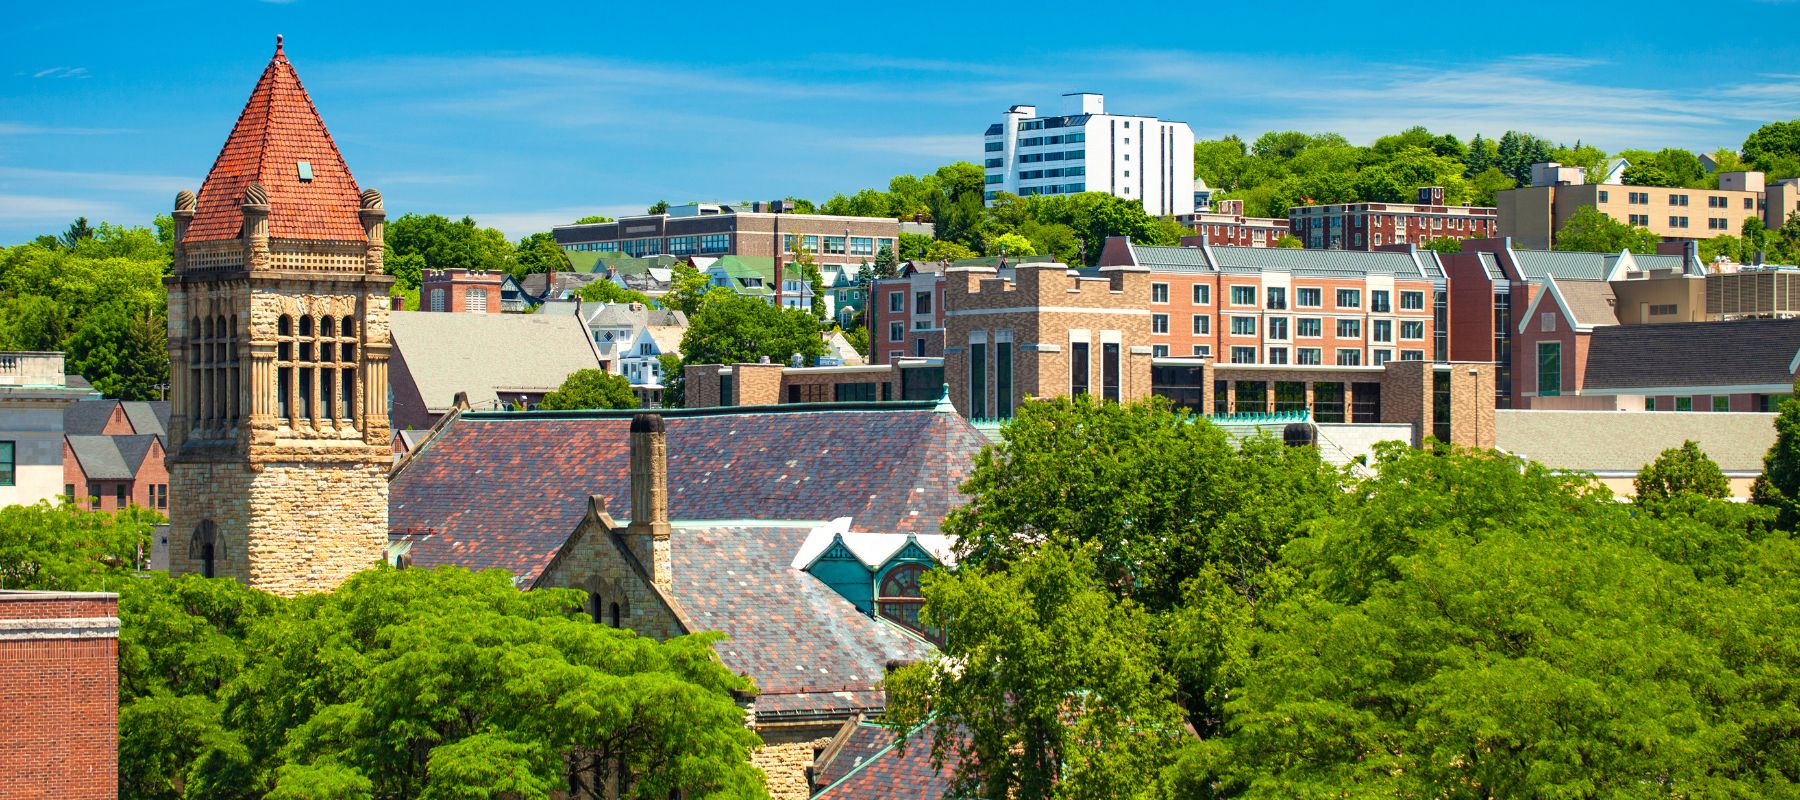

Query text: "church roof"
[391, 404, 988, 585]
[185, 36, 366, 243]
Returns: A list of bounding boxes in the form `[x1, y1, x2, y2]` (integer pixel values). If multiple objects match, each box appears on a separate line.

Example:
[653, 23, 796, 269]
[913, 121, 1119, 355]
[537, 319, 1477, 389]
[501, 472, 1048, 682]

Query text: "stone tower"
[165, 36, 393, 595]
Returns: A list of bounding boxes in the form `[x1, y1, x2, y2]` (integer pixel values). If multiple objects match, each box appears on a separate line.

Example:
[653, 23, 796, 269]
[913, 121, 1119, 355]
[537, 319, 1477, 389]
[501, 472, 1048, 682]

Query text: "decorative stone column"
[241, 184, 271, 272]
[359, 189, 385, 276]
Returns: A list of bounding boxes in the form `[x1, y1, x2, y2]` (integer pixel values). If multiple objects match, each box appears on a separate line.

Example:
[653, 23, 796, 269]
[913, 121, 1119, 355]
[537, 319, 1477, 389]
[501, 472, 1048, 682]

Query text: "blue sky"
[3, 0, 1798, 244]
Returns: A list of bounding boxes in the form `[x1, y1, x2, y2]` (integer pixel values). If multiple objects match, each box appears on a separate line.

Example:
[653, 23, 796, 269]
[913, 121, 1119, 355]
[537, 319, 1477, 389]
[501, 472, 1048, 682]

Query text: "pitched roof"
[1582, 318, 1800, 392]
[1496, 410, 1776, 474]
[672, 524, 936, 717]
[185, 37, 365, 243]
[1527, 277, 1617, 329]
[816, 723, 956, 799]
[1510, 249, 1610, 281]
[388, 311, 599, 413]
[1127, 243, 1440, 279]
[63, 401, 119, 436]
[813, 721, 898, 790]
[392, 405, 989, 584]
[66, 434, 160, 481]
[123, 402, 170, 438]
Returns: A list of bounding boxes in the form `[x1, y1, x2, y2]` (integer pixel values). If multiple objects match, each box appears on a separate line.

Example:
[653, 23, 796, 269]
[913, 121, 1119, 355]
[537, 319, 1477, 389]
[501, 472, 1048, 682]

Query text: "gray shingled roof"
[1497, 410, 1775, 474]
[1632, 254, 1691, 274]
[66, 434, 159, 481]
[1582, 318, 1800, 391]
[123, 402, 169, 437]
[1512, 250, 1610, 281]
[1551, 280, 1619, 328]
[388, 311, 601, 414]
[63, 401, 119, 436]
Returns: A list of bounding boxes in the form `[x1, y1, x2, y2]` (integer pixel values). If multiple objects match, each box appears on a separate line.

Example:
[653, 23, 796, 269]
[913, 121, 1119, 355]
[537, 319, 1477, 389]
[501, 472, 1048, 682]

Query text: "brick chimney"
[624, 413, 672, 590]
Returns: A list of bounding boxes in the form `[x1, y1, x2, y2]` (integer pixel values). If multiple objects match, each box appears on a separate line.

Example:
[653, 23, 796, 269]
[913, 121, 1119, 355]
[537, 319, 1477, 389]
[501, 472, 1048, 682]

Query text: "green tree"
[1193, 136, 1250, 193]
[1636, 440, 1730, 505]
[680, 288, 825, 366]
[1420, 236, 1462, 254]
[510, 231, 570, 279]
[987, 232, 1037, 257]
[574, 279, 653, 307]
[0, 504, 158, 590]
[59, 216, 95, 249]
[896, 231, 934, 260]
[885, 544, 1188, 800]
[1743, 120, 1800, 177]
[1753, 385, 1800, 529]
[65, 301, 171, 400]
[656, 353, 684, 408]
[538, 368, 639, 411]
[660, 261, 714, 316]
[385, 214, 514, 274]
[571, 215, 613, 225]
[1554, 205, 1661, 254]
[869, 243, 899, 282]
[1622, 162, 1677, 187]
[921, 239, 978, 262]
[646, 200, 670, 215]
[1271, 234, 1303, 249]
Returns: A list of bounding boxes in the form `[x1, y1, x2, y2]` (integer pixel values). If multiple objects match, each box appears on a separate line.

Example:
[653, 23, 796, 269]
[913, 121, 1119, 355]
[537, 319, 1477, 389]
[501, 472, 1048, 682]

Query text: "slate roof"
[814, 722, 898, 789]
[673, 524, 936, 717]
[816, 723, 956, 799]
[1496, 410, 1776, 474]
[1582, 317, 1800, 391]
[1128, 244, 1440, 279]
[63, 401, 120, 436]
[518, 271, 602, 300]
[393, 404, 990, 584]
[66, 434, 160, 481]
[388, 311, 600, 414]
[186, 37, 365, 243]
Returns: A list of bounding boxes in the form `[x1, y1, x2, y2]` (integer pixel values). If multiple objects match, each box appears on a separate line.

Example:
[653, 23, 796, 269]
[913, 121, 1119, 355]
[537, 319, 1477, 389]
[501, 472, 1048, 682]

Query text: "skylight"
[297, 161, 313, 181]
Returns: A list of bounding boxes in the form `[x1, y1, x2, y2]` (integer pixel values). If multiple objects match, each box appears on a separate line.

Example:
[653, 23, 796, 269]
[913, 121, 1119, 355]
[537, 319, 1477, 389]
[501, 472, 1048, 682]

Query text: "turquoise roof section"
[1128, 243, 1442, 280]
[1511, 249, 1610, 281]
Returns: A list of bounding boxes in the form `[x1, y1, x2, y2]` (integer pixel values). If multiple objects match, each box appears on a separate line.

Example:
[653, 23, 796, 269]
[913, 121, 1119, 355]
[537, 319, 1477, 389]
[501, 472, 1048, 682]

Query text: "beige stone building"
[1499, 166, 1800, 251]
[164, 37, 393, 595]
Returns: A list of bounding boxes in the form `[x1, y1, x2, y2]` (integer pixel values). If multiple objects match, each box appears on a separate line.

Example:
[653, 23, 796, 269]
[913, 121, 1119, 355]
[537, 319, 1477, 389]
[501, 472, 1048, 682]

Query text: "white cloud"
[463, 205, 645, 239]
[838, 134, 982, 160]
[0, 194, 127, 225]
[31, 67, 88, 79]
[0, 166, 190, 195]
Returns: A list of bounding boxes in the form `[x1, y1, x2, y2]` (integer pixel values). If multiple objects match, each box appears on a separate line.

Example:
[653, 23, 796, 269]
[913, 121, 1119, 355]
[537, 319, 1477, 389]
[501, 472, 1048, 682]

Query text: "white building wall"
[0, 403, 76, 507]
[985, 95, 1194, 217]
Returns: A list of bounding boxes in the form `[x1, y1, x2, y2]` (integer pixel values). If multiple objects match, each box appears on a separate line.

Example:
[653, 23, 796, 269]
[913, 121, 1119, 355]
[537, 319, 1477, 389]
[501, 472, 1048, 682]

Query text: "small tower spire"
[275, 34, 284, 56]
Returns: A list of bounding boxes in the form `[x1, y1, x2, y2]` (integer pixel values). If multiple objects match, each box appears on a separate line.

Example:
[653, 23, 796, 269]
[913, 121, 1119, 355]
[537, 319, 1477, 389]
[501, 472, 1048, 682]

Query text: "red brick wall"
[0, 593, 118, 800]
[62, 439, 171, 514]
[1441, 254, 1497, 362]
[420, 271, 503, 313]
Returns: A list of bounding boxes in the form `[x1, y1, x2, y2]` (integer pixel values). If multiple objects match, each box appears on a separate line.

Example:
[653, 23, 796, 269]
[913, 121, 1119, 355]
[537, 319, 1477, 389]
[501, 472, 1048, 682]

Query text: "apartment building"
[1097, 238, 1447, 368]
[1176, 199, 1290, 247]
[420, 269, 502, 313]
[1288, 187, 1499, 251]
[983, 93, 1195, 216]
[552, 203, 901, 307]
[1498, 165, 1800, 250]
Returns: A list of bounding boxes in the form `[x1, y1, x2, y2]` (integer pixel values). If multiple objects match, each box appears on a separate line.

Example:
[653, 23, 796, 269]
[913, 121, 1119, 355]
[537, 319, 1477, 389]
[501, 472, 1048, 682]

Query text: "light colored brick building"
[1499, 166, 1800, 251]
[164, 37, 392, 595]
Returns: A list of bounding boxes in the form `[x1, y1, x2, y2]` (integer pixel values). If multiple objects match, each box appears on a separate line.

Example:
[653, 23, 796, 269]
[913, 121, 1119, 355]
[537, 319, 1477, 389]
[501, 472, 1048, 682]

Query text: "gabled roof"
[186, 37, 365, 243]
[1510, 249, 1611, 282]
[123, 402, 170, 437]
[814, 721, 897, 790]
[66, 434, 161, 481]
[388, 311, 599, 414]
[393, 405, 990, 585]
[1582, 318, 1800, 392]
[792, 519, 955, 572]
[63, 401, 121, 436]
[672, 524, 936, 717]
[816, 721, 956, 799]
[1519, 275, 1617, 332]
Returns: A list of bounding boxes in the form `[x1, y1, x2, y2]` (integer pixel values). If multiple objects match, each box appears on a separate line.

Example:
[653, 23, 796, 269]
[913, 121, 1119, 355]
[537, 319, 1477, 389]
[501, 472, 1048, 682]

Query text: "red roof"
[185, 36, 365, 243]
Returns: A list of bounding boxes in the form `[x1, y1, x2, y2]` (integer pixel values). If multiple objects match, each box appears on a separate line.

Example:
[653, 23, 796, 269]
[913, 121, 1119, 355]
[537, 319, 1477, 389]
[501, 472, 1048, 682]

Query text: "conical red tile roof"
[185, 36, 365, 243]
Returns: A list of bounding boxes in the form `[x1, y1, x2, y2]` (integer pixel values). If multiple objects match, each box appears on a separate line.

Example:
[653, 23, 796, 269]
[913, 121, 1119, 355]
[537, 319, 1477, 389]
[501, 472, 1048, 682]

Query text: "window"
[1629, 191, 1648, 204]
[1298, 317, 1322, 337]
[1537, 342, 1561, 397]
[1336, 289, 1361, 308]
[1372, 320, 1393, 343]
[1336, 349, 1361, 366]
[1152, 314, 1169, 334]
[1352, 383, 1381, 423]
[1598, 190, 1609, 202]
[1670, 194, 1689, 206]
[1372, 349, 1392, 366]
[1401, 320, 1424, 340]
[969, 341, 987, 418]
[1231, 317, 1256, 336]
[1234, 381, 1267, 414]
[1675, 396, 1693, 412]
[666, 236, 697, 255]
[889, 322, 904, 342]
[996, 340, 1014, 418]
[1669, 216, 1689, 228]
[1153, 345, 1169, 357]
[1102, 343, 1121, 402]
[1298, 347, 1322, 365]
[834, 383, 878, 402]
[889, 291, 903, 313]
[699, 234, 729, 253]
[1370, 290, 1391, 313]
[116, 485, 127, 508]
[464, 288, 488, 314]
[1314, 383, 1345, 422]
[1336, 319, 1361, 338]
[0, 441, 12, 486]
[1266, 317, 1289, 340]
[429, 289, 446, 312]
[1713, 396, 1731, 412]
[1192, 345, 1211, 358]
[1070, 341, 1089, 396]
[1191, 315, 1210, 335]
[89, 484, 100, 511]
[1267, 287, 1287, 309]
[1230, 285, 1256, 306]
[1628, 214, 1650, 226]
[1401, 350, 1425, 361]
[1230, 346, 1257, 363]
[152, 484, 168, 509]
[1266, 347, 1289, 365]
[1192, 284, 1211, 305]
[850, 237, 875, 256]
[914, 291, 932, 315]
[1151, 283, 1169, 303]
[1400, 291, 1424, 311]
[823, 236, 847, 255]
[1297, 287, 1322, 307]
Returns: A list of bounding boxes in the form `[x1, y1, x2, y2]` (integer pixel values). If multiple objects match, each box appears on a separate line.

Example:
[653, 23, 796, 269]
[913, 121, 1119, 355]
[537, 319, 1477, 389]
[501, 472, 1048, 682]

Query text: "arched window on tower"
[298, 316, 315, 422]
[277, 315, 294, 421]
[215, 314, 230, 426]
[189, 520, 219, 578]
[319, 316, 336, 421]
[190, 316, 205, 424]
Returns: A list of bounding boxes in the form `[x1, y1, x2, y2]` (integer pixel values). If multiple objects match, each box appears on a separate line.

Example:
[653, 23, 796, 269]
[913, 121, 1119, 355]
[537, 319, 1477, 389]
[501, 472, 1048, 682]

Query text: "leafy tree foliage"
[571, 215, 613, 225]
[656, 353, 684, 408]
[1554, 205, 1661, 254]
[660, 261, 714, 317]
[119, 568, 768, 800]
[1754, 385, 1800, 529]
[512, 231, 570, 279]
[1742, 120, 1800, 179]
[646, 200, 670, 215]
[1635, 439, 1730, 504]
[538, 368, 639, 410]
[0, 503, 158, 590]
[679, 288, 825, 367]
[1420, 236, 1463, 254]
[574, 279, 653, 307]
[1271, 234, 1303, 249]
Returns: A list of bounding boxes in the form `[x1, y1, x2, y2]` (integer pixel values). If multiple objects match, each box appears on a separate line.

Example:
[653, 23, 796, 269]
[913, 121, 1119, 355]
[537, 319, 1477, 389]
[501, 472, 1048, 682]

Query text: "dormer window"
[297, 161, 313, 181]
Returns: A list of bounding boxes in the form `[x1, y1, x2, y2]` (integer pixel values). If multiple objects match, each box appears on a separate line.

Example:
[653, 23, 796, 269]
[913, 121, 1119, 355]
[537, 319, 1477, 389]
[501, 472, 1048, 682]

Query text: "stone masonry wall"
[534, 513, 687, 641]
[244, 454, 389, 596]
[751, 737, 834, 800]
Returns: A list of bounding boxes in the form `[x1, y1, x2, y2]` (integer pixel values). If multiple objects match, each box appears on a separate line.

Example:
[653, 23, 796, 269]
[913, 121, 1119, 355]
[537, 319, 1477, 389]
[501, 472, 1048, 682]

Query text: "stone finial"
[241, 183, 268, 207]
[360, 188, 383, 210]
[174, 189, 196, 212]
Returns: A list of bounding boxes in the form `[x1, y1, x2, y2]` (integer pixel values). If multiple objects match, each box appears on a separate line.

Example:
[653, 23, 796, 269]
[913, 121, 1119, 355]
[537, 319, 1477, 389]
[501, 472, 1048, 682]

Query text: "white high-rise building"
[983, 93, 1195, 217]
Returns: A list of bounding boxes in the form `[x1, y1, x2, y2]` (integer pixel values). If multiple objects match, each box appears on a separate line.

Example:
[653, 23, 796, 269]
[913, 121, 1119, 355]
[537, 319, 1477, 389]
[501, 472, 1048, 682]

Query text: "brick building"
[1287, 187, 1498, 251]
[164, 37, 393, 594]
[1176, 199, 1291, 247]
[1499, 166, 1800, 251]
[419, 268, 502, 313]
[0, 590, 119, 800]
[1099, 238, 1447, 366]
[61, 399, 170, 513]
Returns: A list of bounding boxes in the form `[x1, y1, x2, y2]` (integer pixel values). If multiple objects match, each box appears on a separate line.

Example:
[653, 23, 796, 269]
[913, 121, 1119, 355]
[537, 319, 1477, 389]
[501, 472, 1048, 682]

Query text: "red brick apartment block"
[420, 269, 503, 313]
[0, 591, 119, 800]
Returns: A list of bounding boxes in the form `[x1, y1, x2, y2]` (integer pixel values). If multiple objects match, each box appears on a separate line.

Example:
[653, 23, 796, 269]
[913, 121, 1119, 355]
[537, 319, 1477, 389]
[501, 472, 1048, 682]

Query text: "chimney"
[625, 413, 672, 591]
[391, 295, 406, 311]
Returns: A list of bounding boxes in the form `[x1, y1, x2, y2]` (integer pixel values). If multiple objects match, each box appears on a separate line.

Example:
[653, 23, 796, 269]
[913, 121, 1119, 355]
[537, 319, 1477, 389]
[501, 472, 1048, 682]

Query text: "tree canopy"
[538, 368, 639, 411]
[679, 288, 825, 367]
[1554, 205, 1662, 254]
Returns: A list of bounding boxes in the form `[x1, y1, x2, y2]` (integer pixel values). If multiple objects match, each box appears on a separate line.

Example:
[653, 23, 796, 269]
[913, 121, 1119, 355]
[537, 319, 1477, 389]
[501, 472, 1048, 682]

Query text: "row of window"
[1015, 183, 1086, 197]
[1018, 167, 1085, 180]
[63, 482, 169, 511]
[571, 233, 898, 259]
[1017, 133, 1085, 147]
[1016, 150, 1084, 164]
[1155, 314, 1425, 341]
[1611, 190, 1755, 210]
[1152, 283, 1425, 312]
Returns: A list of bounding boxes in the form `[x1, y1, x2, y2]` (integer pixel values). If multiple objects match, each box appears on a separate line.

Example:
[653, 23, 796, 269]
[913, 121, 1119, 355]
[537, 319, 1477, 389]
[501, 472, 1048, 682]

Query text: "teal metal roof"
[1511, 249, 1610, 281]
[1126, 244, 1213, 271]
[1212, 245, 1432, 279]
